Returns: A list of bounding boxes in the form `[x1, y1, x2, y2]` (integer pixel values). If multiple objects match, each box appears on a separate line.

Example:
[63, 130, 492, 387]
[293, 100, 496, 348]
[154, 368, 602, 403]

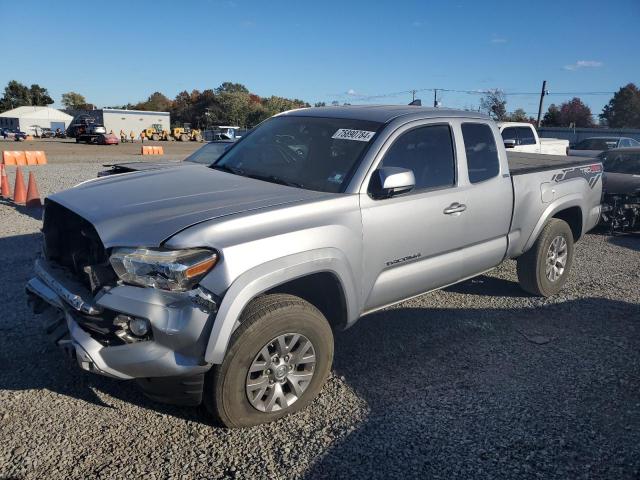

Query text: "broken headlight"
[109, 248, 217, 291]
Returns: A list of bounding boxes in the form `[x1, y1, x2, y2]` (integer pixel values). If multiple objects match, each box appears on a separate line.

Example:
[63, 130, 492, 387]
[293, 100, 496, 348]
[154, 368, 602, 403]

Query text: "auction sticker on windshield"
[332, 129, 376, 142]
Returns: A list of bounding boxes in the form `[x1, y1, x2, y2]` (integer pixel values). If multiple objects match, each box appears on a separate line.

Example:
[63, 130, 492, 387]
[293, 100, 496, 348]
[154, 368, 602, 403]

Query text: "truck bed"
[507, 152, 596, 175]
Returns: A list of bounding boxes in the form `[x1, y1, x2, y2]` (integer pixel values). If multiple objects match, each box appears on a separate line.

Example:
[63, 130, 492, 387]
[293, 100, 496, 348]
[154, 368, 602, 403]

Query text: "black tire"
[517, 218, 575, 297]
[204, 294, 333, 428]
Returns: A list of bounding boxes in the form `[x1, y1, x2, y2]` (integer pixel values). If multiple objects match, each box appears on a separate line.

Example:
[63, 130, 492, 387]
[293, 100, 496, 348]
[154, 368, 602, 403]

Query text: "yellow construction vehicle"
[142, 124, 172, 141]
[171, 123, 203, 142]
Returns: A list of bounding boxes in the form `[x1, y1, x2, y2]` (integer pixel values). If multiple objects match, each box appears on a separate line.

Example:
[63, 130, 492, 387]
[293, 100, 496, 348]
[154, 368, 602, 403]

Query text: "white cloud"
[490, 35, 507, 44]
[346, 89, 358, 96]
[563, 60, 603, 71]
[412, 20, 424, 28]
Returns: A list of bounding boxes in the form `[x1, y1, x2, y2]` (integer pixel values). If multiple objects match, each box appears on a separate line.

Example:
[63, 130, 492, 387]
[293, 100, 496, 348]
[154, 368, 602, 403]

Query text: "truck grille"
[42, 200, 116, 292]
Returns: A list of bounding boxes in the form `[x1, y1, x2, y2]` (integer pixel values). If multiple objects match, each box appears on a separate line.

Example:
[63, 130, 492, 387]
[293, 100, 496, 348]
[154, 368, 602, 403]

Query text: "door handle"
[443, 202, 467, 214]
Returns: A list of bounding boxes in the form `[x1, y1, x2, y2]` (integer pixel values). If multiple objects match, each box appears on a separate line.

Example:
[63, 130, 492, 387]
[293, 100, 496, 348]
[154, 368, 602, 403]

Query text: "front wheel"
[517, 218, 575, 297]
[204, 294, 333, 428]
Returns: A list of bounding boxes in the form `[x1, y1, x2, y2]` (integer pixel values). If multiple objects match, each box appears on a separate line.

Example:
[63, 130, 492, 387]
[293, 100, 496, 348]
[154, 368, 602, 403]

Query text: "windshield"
[602, 152, 640, 175]
[185, 142, 232, 165]
[574, 138, 617, 150]
[213, 116, 383, 193]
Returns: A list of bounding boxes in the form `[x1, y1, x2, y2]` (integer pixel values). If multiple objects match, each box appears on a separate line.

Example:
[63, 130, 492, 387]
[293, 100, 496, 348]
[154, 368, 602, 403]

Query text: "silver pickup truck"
[27, 106, 603, 427]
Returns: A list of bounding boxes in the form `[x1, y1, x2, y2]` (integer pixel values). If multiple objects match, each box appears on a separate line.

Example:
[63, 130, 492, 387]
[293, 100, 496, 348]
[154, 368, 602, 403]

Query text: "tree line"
[479, 83, 640, 128]
[2, 79, 640, 129]
[101, 82, 310, 129]
[0, 80, 309, 129]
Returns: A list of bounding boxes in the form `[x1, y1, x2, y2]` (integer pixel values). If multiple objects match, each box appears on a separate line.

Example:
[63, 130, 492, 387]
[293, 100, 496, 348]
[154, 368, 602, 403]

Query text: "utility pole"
[411, 90, 416, 102]
[433, 89, 438, 108]
[536, 80, 547, 128]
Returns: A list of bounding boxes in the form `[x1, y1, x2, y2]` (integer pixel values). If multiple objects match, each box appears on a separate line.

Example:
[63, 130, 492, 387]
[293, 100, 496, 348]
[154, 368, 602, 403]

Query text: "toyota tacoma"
[27, 106, 603, 427]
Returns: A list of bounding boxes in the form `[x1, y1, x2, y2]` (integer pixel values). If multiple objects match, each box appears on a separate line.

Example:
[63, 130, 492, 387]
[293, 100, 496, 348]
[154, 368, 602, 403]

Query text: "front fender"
[204, 248, 359, 364]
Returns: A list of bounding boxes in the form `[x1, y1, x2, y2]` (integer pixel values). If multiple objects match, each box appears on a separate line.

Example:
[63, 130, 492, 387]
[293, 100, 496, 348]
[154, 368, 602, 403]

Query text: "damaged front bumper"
[26, 258, 218, 405]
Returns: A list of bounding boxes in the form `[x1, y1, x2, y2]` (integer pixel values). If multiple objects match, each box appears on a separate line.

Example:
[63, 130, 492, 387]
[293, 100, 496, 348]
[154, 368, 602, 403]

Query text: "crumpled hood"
[49, 164, 331, 248]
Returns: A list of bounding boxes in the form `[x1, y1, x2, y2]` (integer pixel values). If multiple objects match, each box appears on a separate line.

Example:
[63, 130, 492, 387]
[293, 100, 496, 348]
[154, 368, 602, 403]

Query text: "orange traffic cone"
[13, 167, 27, 204]
[26, 171, 42, 208]
[1, 164, 11, 199]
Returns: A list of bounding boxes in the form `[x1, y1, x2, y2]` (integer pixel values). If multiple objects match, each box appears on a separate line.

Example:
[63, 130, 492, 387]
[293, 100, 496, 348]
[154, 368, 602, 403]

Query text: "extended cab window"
[517, 126, 536, 145]
[376, 124, 455, 191]
[462, 123, 500, 183]
[501, 127, 518, 143]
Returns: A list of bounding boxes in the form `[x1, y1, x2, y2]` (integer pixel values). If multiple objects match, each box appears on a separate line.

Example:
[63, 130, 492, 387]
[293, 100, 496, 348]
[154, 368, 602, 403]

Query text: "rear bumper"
[26, 259, 217, 385]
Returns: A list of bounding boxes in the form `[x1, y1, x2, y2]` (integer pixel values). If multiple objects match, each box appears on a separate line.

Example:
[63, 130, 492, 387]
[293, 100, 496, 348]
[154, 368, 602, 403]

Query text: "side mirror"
[369, 167, 416, 199]
[503, 139, 517, 149]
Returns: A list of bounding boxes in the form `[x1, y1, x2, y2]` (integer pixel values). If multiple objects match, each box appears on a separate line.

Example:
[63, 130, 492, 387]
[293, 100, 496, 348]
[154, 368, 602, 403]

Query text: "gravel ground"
[0, 138, 201, 164]
[0, 164, 639, 480]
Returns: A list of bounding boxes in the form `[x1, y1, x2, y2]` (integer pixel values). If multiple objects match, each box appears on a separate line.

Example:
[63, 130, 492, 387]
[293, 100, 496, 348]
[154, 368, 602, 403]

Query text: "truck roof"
[496, 122, 535, 128]
[280, 105, 490, 124]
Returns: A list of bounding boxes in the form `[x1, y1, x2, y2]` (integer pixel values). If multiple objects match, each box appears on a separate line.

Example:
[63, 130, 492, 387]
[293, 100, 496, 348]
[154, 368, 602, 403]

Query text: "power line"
[345, 87, 616, 103]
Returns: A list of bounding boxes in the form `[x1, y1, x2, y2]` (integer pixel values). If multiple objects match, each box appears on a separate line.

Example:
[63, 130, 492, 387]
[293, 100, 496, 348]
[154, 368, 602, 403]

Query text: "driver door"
[360, 121, 469, 312]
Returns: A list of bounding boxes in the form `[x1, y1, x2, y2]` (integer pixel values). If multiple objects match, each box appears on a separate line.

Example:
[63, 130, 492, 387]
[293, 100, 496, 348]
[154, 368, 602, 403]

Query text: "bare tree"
[480, 89, 507, 120]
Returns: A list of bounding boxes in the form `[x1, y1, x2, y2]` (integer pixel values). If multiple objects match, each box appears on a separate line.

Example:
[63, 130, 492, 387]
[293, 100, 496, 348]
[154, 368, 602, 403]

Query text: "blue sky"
[1, 0, 638, 118]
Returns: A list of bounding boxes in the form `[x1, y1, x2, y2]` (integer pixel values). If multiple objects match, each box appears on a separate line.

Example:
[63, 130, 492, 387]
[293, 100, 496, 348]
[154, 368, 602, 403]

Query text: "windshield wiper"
[245, 173, 305, 189]
[211, 164, 245, 175]
[212, 165, 305, 188]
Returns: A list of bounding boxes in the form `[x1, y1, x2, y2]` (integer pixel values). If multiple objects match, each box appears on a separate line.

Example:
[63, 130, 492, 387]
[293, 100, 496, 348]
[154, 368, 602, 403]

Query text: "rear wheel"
[204, 294, 333, 428]
[517, 218, 574, 296]
[180, 134, 189, 142]
[151, 133, 160, 141]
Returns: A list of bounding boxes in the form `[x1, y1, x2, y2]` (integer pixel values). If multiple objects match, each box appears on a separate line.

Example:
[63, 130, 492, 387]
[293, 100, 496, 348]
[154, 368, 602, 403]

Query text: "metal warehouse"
[0, 106, 73, 135]
[68, 108, 170, 135]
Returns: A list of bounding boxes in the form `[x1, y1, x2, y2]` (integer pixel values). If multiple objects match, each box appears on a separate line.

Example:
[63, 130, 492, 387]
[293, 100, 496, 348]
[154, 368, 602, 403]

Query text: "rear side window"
[378, 124, 455, 191]
[462, 123, 500, 183]
[501, 127, 518, 142]
[517, 126, 536, 145]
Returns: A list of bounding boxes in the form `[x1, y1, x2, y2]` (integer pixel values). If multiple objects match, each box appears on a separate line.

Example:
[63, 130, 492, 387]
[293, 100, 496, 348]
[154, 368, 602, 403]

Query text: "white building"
[0, 106, 73, 135]
[68, 109, 171, 135]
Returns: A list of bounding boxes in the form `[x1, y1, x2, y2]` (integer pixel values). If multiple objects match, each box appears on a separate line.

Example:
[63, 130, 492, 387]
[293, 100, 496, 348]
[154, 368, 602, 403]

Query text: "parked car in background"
[97, 139, 236, 176]
[96, 133, 119, 145]
[598, 147, 640, 232]
[39, 127, 54, 138]
[569, 137, 640, 158]
[1, 128, 28, 141]
[498, 122, 569, 155]
[28, 106, 602, 428]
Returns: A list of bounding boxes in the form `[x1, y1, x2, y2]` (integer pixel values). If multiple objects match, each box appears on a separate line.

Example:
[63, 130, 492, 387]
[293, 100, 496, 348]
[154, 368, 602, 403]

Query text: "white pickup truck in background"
[498, 122, 569, 156]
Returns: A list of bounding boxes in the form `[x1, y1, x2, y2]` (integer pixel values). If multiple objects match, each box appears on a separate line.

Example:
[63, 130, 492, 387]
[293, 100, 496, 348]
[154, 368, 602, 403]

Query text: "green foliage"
[129, 83, 310, 128]
[133, 92, 173, 112]
[0, 80, 55, 111]
[600, 83, 640, 128]
[29, 84, 54, 106]
[505, 108, 528, 122]
[0, 80, 32, 111]
[542, 104, 561, 127]
[61, 91, 88, 109]
[215, 82, 250, 95]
